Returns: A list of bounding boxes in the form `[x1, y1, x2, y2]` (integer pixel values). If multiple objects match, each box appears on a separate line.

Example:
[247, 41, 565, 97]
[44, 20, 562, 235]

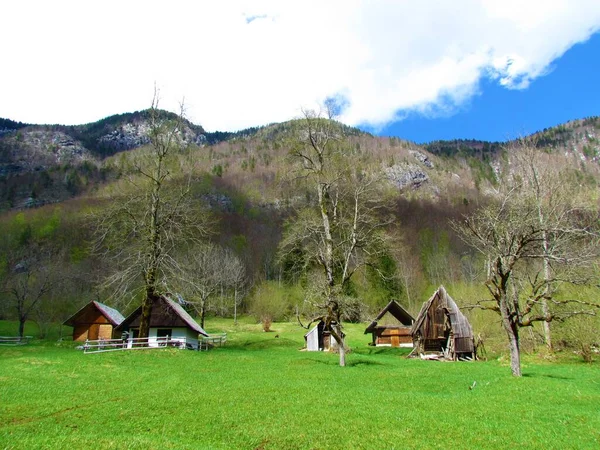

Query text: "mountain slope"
[1, 112, 599, 211]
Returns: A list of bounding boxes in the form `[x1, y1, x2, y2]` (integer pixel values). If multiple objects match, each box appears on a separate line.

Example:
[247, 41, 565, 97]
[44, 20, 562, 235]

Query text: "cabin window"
[156, 328, 172, 338]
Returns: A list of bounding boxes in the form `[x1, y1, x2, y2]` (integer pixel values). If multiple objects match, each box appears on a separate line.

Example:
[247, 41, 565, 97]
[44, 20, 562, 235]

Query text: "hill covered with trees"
[1, 109, 599, 366]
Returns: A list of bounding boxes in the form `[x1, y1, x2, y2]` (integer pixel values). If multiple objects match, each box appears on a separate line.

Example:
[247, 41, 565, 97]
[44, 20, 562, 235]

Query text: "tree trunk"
[317, 184, 334, 287]
[200, 297, 206, 330]
[338, 338, 346, 367]
[233, 288, 238, 325]
[506, 323, 521, 376]
[138, 290, 155, 339]
[18, 317, 25, 338]
[330, 324, 346, 367]
[541, 230, 553, 351]
[499, 296, 522, 376]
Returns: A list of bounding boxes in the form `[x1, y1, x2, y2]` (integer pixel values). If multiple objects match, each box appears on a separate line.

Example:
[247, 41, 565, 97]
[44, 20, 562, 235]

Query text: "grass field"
[0, 317, 599, 449]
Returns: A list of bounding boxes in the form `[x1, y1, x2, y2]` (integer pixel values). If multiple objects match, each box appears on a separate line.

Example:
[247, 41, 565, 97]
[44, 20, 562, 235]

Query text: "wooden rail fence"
[83, 334, 227, 354]
[0, 336, 33, 346]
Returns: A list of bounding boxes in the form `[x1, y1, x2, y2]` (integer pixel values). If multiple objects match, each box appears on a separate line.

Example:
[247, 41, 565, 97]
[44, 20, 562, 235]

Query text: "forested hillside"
[1, 110, 599, 361]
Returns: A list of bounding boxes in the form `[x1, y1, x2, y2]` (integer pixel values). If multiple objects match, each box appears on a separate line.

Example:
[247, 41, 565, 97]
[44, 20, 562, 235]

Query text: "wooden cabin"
[364, 300, 414, 347]
[304, 320, 345, 352]
[115, 295, 208, 350]
[63, 301, 125, 342]
[410, 286, 475, 360]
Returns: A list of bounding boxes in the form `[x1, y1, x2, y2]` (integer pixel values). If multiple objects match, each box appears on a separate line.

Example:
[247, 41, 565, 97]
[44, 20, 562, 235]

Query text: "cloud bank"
[2, 0, 599, 130]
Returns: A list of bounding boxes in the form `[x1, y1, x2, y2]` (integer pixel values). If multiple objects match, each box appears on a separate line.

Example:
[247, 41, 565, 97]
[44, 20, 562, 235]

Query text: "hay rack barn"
[304, 320, 345, 352]
[63, 301, 125, 342]
[115, 295, 208, 350]
[364, 300, 414, 347]
[410, 286, 476, 360]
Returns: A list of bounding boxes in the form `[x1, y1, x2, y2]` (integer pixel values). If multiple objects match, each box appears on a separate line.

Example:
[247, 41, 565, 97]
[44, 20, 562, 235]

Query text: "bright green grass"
[1, 318, 599, 449]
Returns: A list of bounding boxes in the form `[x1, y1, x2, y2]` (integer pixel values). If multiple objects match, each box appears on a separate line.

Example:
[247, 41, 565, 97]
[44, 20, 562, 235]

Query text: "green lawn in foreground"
[0, 318, 598, 449]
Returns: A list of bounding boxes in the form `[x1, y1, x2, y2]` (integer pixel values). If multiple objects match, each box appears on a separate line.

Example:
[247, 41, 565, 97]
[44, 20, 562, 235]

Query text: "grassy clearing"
[1, 318, 599, 449]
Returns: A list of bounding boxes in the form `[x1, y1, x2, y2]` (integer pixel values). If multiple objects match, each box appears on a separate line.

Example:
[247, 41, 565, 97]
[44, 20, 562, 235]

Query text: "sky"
[1, 0, 600, 143]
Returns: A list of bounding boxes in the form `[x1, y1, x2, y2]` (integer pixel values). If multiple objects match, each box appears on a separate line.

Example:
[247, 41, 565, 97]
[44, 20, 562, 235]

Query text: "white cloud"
[1, 0, 599, 130]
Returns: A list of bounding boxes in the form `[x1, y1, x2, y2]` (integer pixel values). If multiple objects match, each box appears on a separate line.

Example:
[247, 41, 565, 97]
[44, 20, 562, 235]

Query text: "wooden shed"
[304, 320, 345, 352]
[63, 301, 125, 342]
[115, 295, 208, 350]
[364, 300, 414, 347]
[410, 286, 476, 360]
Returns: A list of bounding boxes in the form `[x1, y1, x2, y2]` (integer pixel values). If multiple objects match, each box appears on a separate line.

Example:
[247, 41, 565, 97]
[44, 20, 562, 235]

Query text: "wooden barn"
[115, 295, 208, 350]
[63, 301, 125, 342]
[364, 300, 414, 347]
[304, 320, 345, 352]
[410, 286, 476, 360]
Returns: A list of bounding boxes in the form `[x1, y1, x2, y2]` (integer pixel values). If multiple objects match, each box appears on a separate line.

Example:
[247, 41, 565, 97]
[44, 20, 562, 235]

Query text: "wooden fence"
[83, 334, 227, 354]
[0, 336, 33, 346]
[199, 333, 227, 350]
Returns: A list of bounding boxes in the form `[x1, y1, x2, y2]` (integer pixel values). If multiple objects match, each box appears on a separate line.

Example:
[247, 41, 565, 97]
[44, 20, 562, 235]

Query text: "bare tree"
[454, 170, 599, 376]
[280, 107, 390, 366]
[507, 140, 585, 350]
[1, 246, 59, 337]
[93, 91, 211, 338]
[223, 250, 247, 325]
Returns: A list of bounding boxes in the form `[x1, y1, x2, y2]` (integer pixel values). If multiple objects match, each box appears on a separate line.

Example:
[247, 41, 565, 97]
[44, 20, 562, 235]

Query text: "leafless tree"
[93, 90, 212, 338]
[507, 140, 588, 350]
[223, 250, 247, 325]
[1, 246, 60, 337]
[454, 162, 600, 376]
[280, 107, 391, 366]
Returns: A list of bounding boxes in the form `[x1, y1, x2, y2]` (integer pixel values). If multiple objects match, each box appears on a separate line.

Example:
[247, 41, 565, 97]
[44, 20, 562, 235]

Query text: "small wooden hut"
[304, 320, 345, 352]
[410, 286, 475, 360]
[63, 301, 125, 342]
[115, 295, 208, 349]
[364, 300, 414, 347]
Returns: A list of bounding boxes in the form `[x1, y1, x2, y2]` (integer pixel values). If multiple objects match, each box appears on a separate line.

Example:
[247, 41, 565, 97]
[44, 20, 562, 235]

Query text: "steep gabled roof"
[364, 300, 414, 334]
[93, 301, 126, 326]
[162, 296, 208, 336]
[410, 285, 473, 341]
[115, 295, 208, 337]
[63, 301, 125, 327]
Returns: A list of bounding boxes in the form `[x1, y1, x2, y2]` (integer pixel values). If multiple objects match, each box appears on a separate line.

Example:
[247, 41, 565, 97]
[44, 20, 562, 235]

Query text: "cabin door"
[88, 324, 100, 340]
[389, 329, 401, 347]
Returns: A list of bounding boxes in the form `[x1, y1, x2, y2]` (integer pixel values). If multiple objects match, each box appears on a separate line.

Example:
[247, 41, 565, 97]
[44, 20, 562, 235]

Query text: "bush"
[248, 281, 296, 331]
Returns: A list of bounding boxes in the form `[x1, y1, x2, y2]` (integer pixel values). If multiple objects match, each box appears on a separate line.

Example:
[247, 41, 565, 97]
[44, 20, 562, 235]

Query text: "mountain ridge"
[0, 110, 599, 210]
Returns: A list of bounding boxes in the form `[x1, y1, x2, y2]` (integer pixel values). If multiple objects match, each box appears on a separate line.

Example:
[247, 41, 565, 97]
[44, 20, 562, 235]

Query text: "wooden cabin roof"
[63, 301, 125, 327]
[410, 285, 474, 352]
[304, 320, 344, 338]
[115, 295, 208, 336]
[364, 300, 414, 334]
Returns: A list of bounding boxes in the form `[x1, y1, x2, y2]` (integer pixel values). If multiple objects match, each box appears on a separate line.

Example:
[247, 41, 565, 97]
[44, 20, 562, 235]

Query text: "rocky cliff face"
[96, 119, 206, 153]
[0, 110, 207, 177]
[0, 129, 93, 175]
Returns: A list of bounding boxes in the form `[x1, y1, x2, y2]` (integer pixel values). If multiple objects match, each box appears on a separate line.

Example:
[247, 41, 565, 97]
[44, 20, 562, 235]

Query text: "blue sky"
[1, 1, 599, 143]
[375, 32, 600, 143]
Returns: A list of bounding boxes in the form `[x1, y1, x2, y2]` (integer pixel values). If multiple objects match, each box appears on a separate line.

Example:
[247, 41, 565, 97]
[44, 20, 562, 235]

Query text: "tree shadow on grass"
[294, 356, 386, 368]
[225, 338, 301, 351]
[522, 373, 574, 380]
[352, 347, 412, 357]
[347, 358, 386, 367]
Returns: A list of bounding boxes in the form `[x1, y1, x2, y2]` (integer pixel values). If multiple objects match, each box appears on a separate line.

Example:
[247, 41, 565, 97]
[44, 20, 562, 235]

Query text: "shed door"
[391, 335, 400, 347]
[88, 324, 100, 340]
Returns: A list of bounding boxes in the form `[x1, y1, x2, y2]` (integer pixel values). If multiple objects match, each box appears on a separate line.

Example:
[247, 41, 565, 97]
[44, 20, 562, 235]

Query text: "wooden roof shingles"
[63, 301, 125, 327]
[364, 300, 414, 334]
[411, 285, 475, 354]
[115, 295, 208, 337]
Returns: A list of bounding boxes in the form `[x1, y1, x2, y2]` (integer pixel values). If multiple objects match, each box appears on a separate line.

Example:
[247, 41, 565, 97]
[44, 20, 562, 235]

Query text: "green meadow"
[1, 318, 598, 450]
